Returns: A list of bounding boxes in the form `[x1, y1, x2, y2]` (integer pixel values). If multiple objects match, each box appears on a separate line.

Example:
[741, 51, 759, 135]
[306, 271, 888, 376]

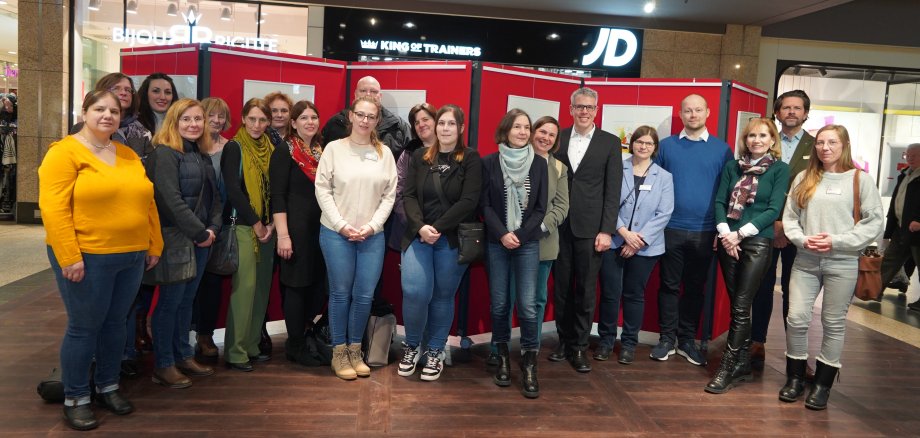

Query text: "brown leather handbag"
[852, 171, 883, 301]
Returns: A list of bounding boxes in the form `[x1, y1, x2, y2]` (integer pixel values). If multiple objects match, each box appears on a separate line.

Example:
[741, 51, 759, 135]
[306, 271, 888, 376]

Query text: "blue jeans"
[490, 260, 552, 353]
[151, 246, 210, 368]
[401, 236, 468, 351]
[48, 247, 146, 400]
[319, 226, 385, 346]
[599, 250, 659, 349]
[487, 240, 540, 351]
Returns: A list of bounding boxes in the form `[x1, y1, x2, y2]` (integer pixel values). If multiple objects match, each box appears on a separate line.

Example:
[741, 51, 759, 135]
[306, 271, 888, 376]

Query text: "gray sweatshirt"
[783, 169, 883, 258]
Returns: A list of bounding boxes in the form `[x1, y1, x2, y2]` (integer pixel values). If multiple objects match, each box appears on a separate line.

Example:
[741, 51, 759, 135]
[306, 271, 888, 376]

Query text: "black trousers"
[750, 244, 796, 343]
[657, 228, 717, 345]
[717, 237, 773, 351]
[880, 228, 920, 292]
[553, 223, 603, 352]
[193, 271, 224, 336]
[282, 281, 327, 340]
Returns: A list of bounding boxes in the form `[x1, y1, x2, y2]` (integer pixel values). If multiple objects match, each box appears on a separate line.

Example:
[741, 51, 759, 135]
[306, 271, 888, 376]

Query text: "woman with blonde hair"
[780, 124, 883, 410]
[147, 98, 222, 388]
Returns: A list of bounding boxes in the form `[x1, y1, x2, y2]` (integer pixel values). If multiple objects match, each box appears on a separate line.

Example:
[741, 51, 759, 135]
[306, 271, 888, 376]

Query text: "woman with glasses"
[780, 124, 882, 410]
[316, 96, 397, 380]
[705, 118, 789, 394]
[221, 98, 276, 372]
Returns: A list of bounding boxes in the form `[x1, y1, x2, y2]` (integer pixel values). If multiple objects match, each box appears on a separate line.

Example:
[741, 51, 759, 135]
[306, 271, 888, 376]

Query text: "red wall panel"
[120, 44, 200, 77]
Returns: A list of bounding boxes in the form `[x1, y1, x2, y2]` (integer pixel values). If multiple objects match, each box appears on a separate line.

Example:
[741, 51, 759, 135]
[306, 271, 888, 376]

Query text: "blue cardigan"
[611, 159, 674, 257]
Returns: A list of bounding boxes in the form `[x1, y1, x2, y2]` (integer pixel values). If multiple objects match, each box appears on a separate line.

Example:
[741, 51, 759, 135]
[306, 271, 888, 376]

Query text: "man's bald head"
[355, 76, 382, 104]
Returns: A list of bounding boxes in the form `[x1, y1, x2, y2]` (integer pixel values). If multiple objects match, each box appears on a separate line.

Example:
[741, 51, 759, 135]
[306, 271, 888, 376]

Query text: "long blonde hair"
[791, 124, 855, 209]
[346, 96, 385, 158]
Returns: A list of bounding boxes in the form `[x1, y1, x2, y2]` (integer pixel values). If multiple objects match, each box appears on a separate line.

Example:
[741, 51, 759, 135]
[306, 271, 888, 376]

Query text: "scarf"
[727, 154, 775, 220]
[233, 127, 274, 253]
[498, 143, 534, 231]
[288, 135, 321, 183]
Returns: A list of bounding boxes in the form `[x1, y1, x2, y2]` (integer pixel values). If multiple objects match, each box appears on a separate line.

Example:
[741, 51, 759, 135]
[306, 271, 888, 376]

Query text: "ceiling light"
[126, 0, 138, 14]
[7, 51, 16, 55]
[0, 1, 8, 5]
[404, 22, 415, 29]
[384, 57, 393, 61]
[369, 17, 377, 26]
[516, 47, 522, 54]
[338, 34, 344, 40]
[87, 0, 101, 11]
[792, 66, 801, 75]
[644, 1, 656, 13]
[166, 2, 178, 16]
[581, 41, 589, 46]
[547, 33, 560, 41]
[734, 64, 741, 69]
[339, 22, 346, 29]
[220, 6, 232, 21]
[818, 67, 828, 76]
[420, 35, 427, 41]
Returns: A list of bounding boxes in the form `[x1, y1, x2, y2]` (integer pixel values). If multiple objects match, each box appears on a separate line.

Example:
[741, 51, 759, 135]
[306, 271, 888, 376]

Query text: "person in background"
[596, 126, 672, 365]
[879, 143, 920, 312]
[270, 100, 328, 366]
[398, 104, 481, 381]
[137, 73, 179, 134]
[221, 98, 276, 372]
[147, 98, 222, 388]
[39, 90, 163, 430]
[192, 97, 231, 359]
[706, 118, 789, 394]
[321, 76, 411, 161]
[0, 93, 16, 124]
[315, 96, 397, 380]
[781, 124, 883, 410]
[482, 109, 547, 398]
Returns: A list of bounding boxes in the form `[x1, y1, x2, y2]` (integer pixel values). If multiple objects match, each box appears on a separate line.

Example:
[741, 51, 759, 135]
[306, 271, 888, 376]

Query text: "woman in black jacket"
[397, 104, 481, 382]
[147, 98, 221, 388]
[481, 108, 547, 398]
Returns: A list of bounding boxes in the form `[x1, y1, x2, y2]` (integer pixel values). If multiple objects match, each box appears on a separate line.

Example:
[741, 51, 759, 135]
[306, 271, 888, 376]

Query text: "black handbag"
[143, 226, 197, 285]
[206, 159, 241, 275]
[431, 166, 484, 264]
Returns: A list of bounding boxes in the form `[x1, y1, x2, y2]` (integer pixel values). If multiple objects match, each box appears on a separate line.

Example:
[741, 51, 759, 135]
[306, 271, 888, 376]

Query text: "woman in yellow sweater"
[39, 90, 163, 431]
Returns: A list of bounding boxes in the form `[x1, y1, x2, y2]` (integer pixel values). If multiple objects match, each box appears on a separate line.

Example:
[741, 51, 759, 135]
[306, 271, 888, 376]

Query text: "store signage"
[112, 11, 279, 52]
[581, 28, 638, 68]
[359, 39, 482, 57]
[3, 65, 17, 78]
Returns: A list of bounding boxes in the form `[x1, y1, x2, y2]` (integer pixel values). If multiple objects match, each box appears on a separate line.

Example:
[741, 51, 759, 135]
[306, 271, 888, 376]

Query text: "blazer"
[884, 168, 920, 246]
[401, 147, 483, 251]
[539, 155, 570, 261]
[787, 131, 815, 183]
[480, 152, 548, 245]
[554, 127, 622, 238]
[612, 159, 674, 257]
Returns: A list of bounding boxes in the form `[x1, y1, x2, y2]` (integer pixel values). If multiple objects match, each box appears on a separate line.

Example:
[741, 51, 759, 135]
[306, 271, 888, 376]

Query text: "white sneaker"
[420, 349, 444, 381]
[397, 343, 421, 377]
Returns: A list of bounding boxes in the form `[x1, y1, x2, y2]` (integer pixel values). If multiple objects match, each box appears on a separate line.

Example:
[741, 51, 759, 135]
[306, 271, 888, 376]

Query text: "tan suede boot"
[331, 345, 357, 380]
[347, 343, 371, 377]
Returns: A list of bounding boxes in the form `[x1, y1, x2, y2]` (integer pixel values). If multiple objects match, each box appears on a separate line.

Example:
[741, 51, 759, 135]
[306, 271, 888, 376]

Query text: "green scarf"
[498, 143, 534, 232]
[233, 127, 274, 253]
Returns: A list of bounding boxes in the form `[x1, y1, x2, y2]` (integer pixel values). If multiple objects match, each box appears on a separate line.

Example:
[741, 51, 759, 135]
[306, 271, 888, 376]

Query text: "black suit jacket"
[480, 153, 548, 244]
[884, 169, 920, 246]
[554, 127, 622, 238]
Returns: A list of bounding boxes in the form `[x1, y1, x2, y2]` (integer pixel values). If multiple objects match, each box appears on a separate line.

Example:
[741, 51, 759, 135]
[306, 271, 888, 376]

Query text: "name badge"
[639, 184, 652, 191]
[364, 152, 378, 162]
[802, 155, 810, 159]
[826, 187, 842, 195]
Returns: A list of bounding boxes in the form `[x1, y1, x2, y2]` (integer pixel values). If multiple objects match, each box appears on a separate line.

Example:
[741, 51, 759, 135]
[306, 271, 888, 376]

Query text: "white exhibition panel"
[734, 111, 762, 157]
[381, 90, 427, 123]
[243, 80, 316, 106]
[506, 95, 560, 125]
[601, 104, 672, 150]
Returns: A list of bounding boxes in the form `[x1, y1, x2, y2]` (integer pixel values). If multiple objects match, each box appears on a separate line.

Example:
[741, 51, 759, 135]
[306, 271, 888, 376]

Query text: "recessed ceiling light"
[338, 34, 344, 40]
[220, 6, 232, 21]
[547, 33, 560, 41]
[371, 56, 380, 60]
[403, 22, 415, 29]
[734, 64, 741, 69]
[516, 47, 522, 54]
[581, 41, 589, 46]
[644, 1, 655, 14]
[0, 1, 8, 5]
[384, 57, 393, 61]
[87, 0, 101, 11]
[420, 35, 427, 41]
[7, 51, 16, 55]
[369, 18, 377, 26]
[166, 2, 178, 16]
[308, 53, 313, 56]
[339, 22, 346, 28]
[126, 0, 138, 14]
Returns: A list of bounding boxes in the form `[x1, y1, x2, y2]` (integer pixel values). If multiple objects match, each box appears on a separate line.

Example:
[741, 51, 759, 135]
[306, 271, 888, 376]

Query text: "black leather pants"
[717, 236, 773, 351]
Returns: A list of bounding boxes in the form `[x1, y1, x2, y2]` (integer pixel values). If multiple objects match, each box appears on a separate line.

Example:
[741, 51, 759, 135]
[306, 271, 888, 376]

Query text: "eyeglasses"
[109, 86, 135, 94]
[633, 140, 655, 147]
[353, 111, 378, 122]
[815, 140, 841, 147]
[572, 104, 597, 112]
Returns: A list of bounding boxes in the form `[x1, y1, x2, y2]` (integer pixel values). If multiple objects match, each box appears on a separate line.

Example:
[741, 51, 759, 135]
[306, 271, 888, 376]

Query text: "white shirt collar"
[678, 128, 709, 142]
[572, 124, 596, 140]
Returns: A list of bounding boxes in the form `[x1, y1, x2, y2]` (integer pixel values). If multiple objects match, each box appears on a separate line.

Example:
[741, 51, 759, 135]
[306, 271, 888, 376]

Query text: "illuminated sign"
[581, 28, 638, 67]
[359, 39, 482, 57]
[112, 11, 279, 52]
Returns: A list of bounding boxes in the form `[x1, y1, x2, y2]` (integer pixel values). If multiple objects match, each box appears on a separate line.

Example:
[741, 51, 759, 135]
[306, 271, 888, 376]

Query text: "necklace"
[349, 138, 372, 146]
[77, 133, 112, 151]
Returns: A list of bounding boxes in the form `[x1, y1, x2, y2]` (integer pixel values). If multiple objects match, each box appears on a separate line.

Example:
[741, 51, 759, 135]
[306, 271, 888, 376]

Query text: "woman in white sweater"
[315, 96, 397, 380]
[781, 124, 883, 410]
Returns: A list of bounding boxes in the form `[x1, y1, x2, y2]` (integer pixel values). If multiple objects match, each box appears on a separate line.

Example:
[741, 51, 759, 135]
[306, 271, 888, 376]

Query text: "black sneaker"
[618, 348, 635, 364]
[650, 341, 676, 361]
[397, 342, 421, 377]
[420, 349, 444, 381]
[677, 341, 707, 366]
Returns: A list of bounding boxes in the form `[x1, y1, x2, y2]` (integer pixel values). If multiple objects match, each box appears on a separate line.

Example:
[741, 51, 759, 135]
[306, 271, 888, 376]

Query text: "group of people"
[39, 68, 897, 431]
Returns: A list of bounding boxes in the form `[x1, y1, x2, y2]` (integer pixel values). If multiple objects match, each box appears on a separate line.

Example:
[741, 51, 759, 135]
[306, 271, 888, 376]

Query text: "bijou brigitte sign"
[112, 11, 279, 52]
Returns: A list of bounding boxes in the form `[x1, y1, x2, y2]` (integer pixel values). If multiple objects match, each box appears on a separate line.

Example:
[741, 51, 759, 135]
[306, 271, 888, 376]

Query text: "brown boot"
[750, 342, 765, 371]
[348, 343, 371, 377]
[177, 358, 214, 376]
[152, 366, 192, 388]
[331, 345, 357, 380]
[195, 335, 219, 358]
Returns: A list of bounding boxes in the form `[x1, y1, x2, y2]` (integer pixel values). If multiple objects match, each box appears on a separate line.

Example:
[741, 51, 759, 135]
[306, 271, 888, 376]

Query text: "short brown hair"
[94, 73, 137, 116]
[263, 91, 293, 110]
[82, 90, 121, 116]
[628, 125, 660, 157]
[241, 98, 271, 120]
[408, 103, 437, 141]
[494, 108, 531, 145]
[290, 100, 323, 150]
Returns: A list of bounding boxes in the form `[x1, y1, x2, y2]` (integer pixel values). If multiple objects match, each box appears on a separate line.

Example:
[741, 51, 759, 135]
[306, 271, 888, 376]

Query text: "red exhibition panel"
[205, 46, 348, 135]
[120, 44, 200, 77]
[726, 81, 770, 147]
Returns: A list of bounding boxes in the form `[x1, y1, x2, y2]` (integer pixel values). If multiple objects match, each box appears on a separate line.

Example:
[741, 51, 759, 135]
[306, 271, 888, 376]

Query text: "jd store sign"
[581, 28, 639, 68]
[112, 11, 280, 52]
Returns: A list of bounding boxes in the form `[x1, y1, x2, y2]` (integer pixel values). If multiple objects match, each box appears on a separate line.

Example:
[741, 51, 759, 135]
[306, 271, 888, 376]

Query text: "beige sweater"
[315, 138, 397, 234]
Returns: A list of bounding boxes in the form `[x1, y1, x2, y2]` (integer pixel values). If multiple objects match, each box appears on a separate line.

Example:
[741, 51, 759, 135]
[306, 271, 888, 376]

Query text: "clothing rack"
[0, 122, 17, 219]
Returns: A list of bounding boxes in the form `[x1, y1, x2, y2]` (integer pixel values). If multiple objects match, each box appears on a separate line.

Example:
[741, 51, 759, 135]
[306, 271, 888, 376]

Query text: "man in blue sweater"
[652, 94, 732, 366]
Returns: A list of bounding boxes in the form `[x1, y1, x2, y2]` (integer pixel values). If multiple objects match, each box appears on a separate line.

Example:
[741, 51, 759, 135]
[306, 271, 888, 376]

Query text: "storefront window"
[0, 0, 18, 95]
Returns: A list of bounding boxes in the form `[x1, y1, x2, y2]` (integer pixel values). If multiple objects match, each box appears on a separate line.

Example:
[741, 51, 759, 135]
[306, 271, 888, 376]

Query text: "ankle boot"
[331, 344, 357, 380]
[704, 348, 738, 394]
[750, 341, 765, 370]
[152, 365, 193, 389]
[195, 334, 219, 358]
[778, 357, 808, 402]
[494, 343, 511, 387]
[347, 343, 371, 377]
[731, 345, 753, 382]
[285, 336, 305, 363]
[805, 360, 839, 410]
[259, 324, 273, 356]
[520, 351, 539, 399]
[63, 403, 98, 431]
[176, 358, 214, 376]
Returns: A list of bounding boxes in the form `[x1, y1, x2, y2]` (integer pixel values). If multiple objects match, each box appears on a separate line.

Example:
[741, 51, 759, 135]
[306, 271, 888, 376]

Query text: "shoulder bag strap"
[853, 170, 861, 224]
[231, 154, 241, 224]
[431, 169, 452, 211]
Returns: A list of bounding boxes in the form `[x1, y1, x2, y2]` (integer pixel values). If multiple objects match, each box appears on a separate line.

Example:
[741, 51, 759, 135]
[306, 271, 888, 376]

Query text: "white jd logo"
[581, 28, 638, 68]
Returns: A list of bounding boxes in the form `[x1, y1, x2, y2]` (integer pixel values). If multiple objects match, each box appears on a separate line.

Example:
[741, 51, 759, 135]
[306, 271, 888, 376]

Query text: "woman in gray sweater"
[780, 124, 883, 410]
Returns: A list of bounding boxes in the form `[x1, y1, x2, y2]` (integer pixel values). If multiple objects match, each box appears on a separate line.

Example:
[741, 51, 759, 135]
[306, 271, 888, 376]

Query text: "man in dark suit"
[749, 90, 815, 369]
[880, 143, 920, 312]
[550, 87, 622, 373]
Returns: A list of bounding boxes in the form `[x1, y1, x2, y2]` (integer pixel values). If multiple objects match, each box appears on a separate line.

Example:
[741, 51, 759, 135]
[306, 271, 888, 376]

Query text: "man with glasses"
[321, 75, 412, 161]
[652, 94, 732, 367]
[880, 143, 920, 312]
[551, 87, 622, 373]
[749, 89, 815, 370]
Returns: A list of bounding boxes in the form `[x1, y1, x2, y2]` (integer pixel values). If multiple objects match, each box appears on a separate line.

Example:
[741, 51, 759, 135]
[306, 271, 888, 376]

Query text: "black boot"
[259, 323, 273, 356]
[805, 361, 839, 410]
[63, 403, 98, 431]
[730, 345, 753, 383]
[285, 336, 305, 363]
[704, 348, 738, 394]
[520, 351, 539, 399]
[778, 357, 808, 402]
[493, 343, 511, 387]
